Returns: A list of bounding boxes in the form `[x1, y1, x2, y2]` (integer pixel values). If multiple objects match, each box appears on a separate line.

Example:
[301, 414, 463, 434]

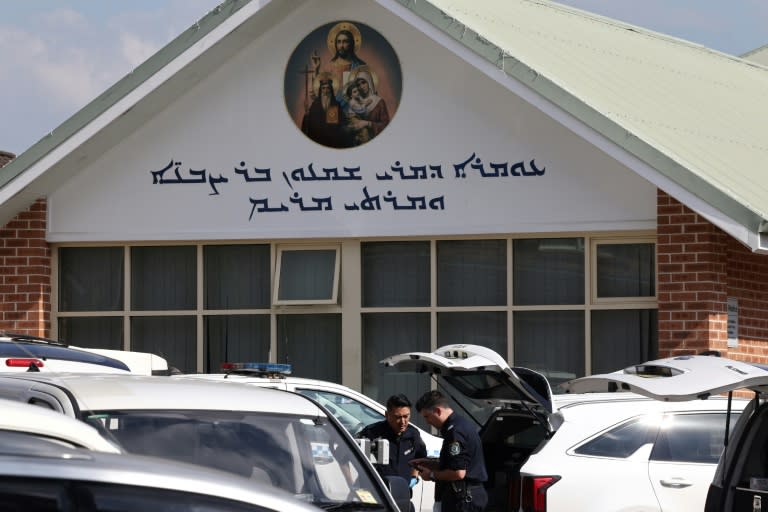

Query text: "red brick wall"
[657, 190, 768, 363]
[0, 199, 51, 336]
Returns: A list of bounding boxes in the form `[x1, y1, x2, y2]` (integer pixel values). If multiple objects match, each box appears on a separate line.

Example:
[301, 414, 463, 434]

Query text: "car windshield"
[295, 389, 383, 436]
[83, 409, 387, 507]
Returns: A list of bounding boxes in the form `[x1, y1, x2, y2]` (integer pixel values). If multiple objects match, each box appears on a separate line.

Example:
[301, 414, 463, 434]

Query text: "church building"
[1, 0, 767, 402]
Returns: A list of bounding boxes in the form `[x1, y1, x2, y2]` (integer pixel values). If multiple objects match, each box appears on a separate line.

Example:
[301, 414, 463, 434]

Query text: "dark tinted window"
[651, 412, 738, 463]
[362, 241, 430, 307]
[437, 239, 506, 306]
[0, 342, 128, 371]
[575, 417, 657, 458]
[59, 247, 124, 311]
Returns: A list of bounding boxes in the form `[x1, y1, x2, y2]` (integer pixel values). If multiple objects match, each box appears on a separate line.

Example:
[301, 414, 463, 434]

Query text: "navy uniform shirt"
[357, 420, 427, 480]
[438, 412, 488, 484]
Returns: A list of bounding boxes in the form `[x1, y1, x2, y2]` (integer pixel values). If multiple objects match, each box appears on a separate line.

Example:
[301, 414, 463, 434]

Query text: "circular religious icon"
[284, 21, 402, 149]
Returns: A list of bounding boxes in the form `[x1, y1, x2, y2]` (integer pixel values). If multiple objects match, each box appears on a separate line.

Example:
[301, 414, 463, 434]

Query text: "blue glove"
[409, 477, 419, 489]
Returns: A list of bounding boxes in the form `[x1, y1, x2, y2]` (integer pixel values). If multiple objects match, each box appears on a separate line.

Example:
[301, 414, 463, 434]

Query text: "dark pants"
[442, 484, 487, 512]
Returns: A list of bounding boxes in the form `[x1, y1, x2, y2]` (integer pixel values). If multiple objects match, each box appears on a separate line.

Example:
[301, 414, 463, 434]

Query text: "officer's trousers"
[441, 484, 487, 512]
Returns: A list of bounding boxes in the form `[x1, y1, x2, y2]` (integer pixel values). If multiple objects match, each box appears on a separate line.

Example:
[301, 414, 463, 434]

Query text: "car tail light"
[521, 475, 560, 512]
[5, 358, 44, 368]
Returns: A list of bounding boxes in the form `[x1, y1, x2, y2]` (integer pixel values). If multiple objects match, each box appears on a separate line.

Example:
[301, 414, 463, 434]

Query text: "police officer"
[357, 394, 427, 490]
[414, 390, 488, 512]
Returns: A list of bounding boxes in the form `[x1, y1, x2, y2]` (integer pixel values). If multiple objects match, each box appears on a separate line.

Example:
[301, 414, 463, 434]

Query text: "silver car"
[0, 429, 321, 511]
[0, 373, 410, 511]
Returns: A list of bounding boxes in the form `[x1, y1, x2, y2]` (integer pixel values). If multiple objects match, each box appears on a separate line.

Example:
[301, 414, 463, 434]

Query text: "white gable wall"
[47, 0, 655, 242]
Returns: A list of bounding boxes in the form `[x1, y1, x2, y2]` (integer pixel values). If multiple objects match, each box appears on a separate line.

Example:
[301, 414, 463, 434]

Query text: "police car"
[0, 372, 410, 512]
[0, 332, 168, 375]
[0, 428, 322, 512]
[384, 344, 745, 512]
[177, 362, 443, 512]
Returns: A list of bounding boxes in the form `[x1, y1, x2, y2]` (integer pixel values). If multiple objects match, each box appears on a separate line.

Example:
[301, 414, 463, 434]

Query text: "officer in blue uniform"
[414, 390, 488, 512]
[356, 394, 427, 495]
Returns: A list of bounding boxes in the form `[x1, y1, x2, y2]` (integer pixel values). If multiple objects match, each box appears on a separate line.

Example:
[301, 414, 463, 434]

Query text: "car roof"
[0, 398, 121, 453]
[182, 372, 379, 399]
[0, 332, 169, 375]
[562, 355, 768, 400]
[0, 433, 320, 511]
[0, 374, 326, 415]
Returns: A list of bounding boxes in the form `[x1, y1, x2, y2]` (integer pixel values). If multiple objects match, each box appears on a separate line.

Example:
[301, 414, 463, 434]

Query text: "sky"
[1, 0, 767, 157]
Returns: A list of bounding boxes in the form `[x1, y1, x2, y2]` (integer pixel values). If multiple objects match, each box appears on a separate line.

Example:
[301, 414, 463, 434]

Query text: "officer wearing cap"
[356, 394, 426, 490]
[414, 390, 488, 512]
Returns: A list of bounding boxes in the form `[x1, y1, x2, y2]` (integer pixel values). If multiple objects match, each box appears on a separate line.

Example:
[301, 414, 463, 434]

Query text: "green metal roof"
[3, 0, 768, 250]
[398, 0, 768, 250]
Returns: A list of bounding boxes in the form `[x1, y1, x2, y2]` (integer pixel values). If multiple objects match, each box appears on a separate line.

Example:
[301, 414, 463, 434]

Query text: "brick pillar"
[657, 191, 728, 357]
[0, 199, 51, 336]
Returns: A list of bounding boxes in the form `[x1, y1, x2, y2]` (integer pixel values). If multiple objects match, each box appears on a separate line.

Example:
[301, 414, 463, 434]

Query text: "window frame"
[590, 237, 657, 306]
[273, 244, 341, 306]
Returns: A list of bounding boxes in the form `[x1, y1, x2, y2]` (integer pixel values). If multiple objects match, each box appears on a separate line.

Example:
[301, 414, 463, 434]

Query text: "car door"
[287, 383, 441, 512]
[290, 386, 383, 435]
[648, 411, 737, 511]
[0, 376, 75, 415]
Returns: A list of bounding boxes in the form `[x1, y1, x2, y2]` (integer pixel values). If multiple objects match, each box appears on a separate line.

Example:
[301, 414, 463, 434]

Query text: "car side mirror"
[384, 475, 411, 512]
[354, 438, 390, 465]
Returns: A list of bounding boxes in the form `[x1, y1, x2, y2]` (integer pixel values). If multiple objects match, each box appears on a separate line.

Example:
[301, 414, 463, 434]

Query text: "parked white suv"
[383, 344, 746, 511]
[177, 362, 442, 512]
[563, 353, 768, 512]
[0, 332, 168, 374]
[0, 373, 411, 512]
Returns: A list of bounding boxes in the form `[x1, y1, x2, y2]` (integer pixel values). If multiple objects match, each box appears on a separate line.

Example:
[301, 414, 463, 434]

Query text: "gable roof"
[2, 0, 768, 251]
[743, 44, 768, 66]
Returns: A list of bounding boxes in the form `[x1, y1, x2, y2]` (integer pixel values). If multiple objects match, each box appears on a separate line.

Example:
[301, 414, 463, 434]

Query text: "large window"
[361, 235, 656, 400]
[55, 244, 341, 374]
[55, 234, 656, 389]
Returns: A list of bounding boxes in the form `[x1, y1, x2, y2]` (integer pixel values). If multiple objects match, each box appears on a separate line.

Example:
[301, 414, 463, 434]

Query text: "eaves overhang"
[2, 0, 767, 252]
[392, 0, 768, 253]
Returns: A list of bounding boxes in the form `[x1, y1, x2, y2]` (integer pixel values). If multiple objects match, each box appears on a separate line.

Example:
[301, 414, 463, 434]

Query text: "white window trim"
[273, 244, 341, 305]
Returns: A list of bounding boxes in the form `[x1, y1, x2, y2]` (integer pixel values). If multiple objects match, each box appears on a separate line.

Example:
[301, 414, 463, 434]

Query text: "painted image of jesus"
[285, 21, 402, 149]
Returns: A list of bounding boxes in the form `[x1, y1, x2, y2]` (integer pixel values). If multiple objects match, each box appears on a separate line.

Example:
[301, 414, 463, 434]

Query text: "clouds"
[2, 1, 767, 156]
[0, 1, 219, 154]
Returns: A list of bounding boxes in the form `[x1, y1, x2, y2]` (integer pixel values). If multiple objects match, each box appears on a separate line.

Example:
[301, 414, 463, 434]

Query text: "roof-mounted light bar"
[220, 362, 292, 376]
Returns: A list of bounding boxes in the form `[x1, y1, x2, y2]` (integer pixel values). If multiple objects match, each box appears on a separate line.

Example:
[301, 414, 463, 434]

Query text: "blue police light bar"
[220, 362, 292, 375]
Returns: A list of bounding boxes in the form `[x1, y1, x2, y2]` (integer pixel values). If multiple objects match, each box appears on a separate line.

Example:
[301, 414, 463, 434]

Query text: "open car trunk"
[381, 344, 558, 511]
[562, 354, 768, 512]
